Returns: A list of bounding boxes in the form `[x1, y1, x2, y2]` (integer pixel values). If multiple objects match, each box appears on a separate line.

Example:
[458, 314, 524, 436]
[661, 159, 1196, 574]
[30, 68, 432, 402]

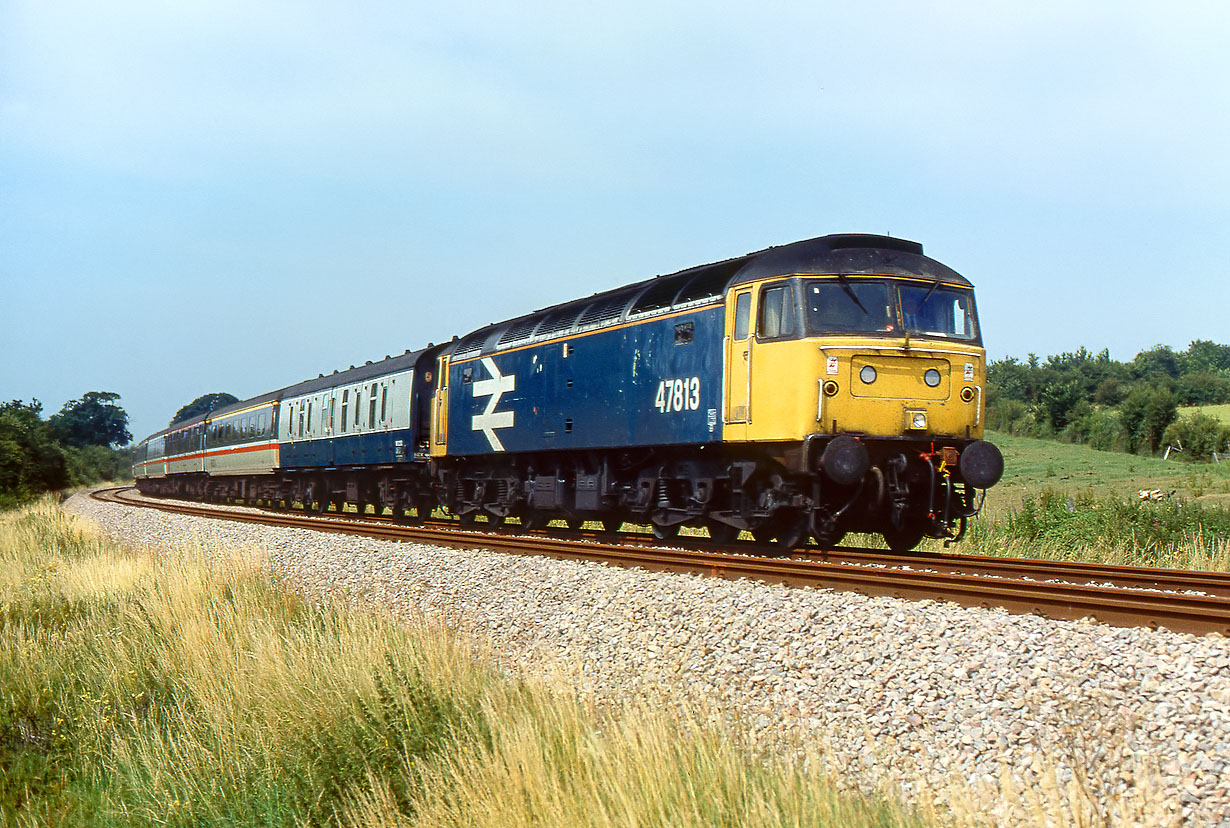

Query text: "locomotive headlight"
[960, 386, 975, 402]
[923, 368, 942, 387]
[906, 410, 928, 430]
[859, 365, 877, 384]
[823, 380, 840, 396]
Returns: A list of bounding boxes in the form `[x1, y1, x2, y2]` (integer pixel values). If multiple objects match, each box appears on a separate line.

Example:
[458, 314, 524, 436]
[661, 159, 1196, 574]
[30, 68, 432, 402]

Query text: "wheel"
[651, 522, 679, 541]
[883, 524, 926, 552]
[600, 518, 622, 534]
[484, 513, 506, 528]
[706, 521, 739, 545]
[457, 511, 477, 527]
[564, 517, 584, 530]
[811, 529, 847, 549]
[772, 514, 807, 551]
[752, 513, 807, 551]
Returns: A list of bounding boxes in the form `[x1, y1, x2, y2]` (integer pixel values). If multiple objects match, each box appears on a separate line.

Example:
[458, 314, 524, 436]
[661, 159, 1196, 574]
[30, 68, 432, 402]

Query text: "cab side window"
[733, 292, 752, 339]
[758, 284, 795, 339]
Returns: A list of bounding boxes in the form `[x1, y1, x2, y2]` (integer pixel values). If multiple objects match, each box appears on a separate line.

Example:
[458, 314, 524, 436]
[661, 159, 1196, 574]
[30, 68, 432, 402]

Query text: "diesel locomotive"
[132, 234, 1003, 551]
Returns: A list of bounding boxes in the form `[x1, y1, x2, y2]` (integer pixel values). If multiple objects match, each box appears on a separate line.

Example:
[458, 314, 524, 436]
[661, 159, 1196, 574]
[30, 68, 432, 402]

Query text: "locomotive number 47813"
[654, 377, 701, 413]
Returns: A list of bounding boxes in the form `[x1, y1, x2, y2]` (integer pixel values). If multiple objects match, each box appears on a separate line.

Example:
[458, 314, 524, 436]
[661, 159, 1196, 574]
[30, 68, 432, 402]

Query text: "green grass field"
[1183, 403, 1230, 425]
[985, 428, 1230, 516]
[934, 430, 1230, 568]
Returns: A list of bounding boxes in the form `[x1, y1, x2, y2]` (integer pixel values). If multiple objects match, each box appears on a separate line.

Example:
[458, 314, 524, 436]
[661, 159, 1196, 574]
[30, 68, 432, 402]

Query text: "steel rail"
[90, 487, 1230, 636]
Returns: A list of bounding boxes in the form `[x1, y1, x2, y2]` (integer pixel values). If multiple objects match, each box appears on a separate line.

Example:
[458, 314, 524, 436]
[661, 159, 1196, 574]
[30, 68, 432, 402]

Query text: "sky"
[2, 0, 1228, 445]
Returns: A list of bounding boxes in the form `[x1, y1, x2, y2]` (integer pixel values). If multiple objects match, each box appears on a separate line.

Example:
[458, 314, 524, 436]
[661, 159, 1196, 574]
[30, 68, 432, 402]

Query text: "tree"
[48, 392, 132, 448]
[172, 393, 239, 425]
[1119, 387, 1177, 454]
[1040, 377, 1086, 429]
[1183, 340, 1230, 375]
[1132, 345, 1182, 380]
[0, 400, 69, 499]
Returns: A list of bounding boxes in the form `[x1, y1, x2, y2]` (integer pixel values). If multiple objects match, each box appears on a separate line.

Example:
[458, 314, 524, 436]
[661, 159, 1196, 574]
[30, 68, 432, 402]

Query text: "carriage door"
[430, 355, 450, 456]
[724, 288, 754, 433]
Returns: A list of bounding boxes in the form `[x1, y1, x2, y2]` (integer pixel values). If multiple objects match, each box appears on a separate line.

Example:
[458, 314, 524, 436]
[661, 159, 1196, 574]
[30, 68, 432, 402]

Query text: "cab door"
[724, 288, 754, 440]
[430, 355, 450, 456]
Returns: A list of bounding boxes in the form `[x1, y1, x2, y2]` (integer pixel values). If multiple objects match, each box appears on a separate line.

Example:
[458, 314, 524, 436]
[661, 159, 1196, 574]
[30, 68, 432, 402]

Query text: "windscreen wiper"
[836, 275, 869, 315]
[917, 278, 941, 308]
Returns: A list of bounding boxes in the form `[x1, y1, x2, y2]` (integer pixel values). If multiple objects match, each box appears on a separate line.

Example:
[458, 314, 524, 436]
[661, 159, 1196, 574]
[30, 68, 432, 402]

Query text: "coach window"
[354, 388, 361, 428]
[369, 383, 378, 427]
[341, 391, 349, 432]
[299, 406, 305, 437]
[758, 284, 796, 340]
[380, 385, 388, 423]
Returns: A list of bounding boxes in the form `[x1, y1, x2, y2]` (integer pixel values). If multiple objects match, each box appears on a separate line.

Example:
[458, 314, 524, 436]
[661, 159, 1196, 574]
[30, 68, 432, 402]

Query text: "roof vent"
[827, 234, 923, 255]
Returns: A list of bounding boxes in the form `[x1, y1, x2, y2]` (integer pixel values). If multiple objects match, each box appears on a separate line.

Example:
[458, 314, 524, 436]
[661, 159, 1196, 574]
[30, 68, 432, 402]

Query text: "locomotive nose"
[959, 440, 1004, 489]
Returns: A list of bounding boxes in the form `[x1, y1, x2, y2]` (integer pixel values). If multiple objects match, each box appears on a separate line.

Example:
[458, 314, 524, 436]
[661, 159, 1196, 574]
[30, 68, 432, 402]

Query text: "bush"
[1005, 489, 1230, 561]
[1119, 387, 1178, 454]
[1175, 372, 1230, 406]
[1064, 407, 1124, 452]
[1003, 487, 1230, 565]
[1162, 413, 1230, 461]
[64, 445, 134, 486]
[986, 399, 1053, 437]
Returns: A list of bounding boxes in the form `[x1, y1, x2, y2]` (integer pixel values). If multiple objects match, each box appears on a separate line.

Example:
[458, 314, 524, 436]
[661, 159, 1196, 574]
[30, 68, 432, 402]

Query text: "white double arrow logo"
[471, 357, 515, 451]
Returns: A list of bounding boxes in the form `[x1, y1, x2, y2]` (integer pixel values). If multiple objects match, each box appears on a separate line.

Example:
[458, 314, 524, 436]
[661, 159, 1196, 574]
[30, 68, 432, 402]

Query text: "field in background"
[923, 430, 1230, 569]
[1185, 403, 1230, 425]
[986, 429, 1230, 511]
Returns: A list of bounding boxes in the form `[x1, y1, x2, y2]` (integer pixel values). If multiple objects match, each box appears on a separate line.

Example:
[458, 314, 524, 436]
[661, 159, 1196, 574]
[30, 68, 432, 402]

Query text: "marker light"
[907, 411, 928, 430]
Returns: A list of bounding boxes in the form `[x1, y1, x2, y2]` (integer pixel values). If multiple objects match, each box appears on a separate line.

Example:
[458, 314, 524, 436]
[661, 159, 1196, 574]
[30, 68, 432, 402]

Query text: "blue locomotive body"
[445, 305, 725, 457]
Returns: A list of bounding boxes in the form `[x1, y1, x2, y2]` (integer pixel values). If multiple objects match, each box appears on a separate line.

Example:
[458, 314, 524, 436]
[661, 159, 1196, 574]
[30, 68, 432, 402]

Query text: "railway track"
[91, 486, 1230, 636]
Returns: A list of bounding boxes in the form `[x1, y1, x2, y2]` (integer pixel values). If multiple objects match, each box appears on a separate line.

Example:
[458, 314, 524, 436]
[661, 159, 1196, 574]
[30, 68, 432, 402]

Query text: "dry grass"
[1, 498, 926, 828]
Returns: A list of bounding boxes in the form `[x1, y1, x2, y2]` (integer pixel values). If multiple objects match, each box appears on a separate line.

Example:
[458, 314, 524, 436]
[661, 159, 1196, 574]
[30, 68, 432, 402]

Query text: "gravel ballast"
[67, 492, 1230, 826]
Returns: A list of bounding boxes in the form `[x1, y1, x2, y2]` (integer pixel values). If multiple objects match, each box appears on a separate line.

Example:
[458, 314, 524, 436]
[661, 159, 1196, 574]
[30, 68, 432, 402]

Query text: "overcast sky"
[3, 0, 1228, 444]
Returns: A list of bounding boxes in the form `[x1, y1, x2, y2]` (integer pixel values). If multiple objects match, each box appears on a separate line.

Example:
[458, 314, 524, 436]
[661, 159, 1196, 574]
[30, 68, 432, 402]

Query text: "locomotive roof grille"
[535, 305, 584, 338]
[628, 273, 689, 317]
[497, 316, 539, 347]
[576, 291, 633, 328]
[674, 259, 746, 305]
[453, 331, 487, 359]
